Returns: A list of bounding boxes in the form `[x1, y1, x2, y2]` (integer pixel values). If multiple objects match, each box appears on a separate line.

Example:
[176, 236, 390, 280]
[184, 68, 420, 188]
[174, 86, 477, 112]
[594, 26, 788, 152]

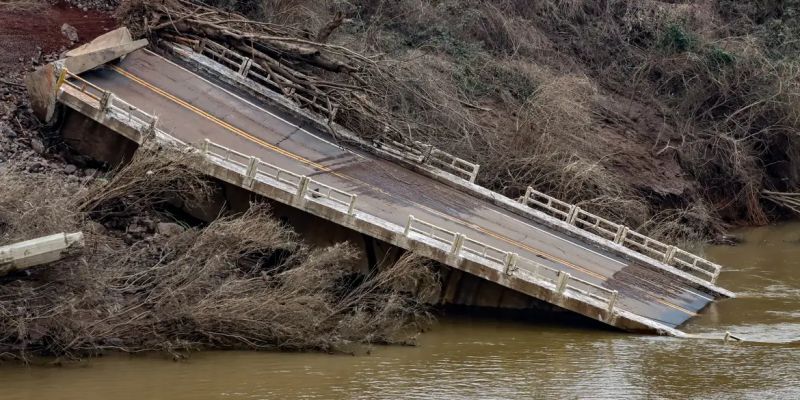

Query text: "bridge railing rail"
[519, 186, 722, 283]
[60, 69, 160, 133]
[59, 69, 105, 101]
[183, 38, 482, 183]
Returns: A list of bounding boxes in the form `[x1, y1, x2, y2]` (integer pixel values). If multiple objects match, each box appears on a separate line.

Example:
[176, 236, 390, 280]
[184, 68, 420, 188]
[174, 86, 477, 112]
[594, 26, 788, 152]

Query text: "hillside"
[186, 0, 800, 243]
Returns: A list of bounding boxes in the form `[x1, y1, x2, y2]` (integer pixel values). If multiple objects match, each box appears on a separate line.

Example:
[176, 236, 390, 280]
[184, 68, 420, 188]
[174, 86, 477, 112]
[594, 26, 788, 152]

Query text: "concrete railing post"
[238, 58, 252, 77]
[202, 138, 211, 155]
[614, 226, 629, 244]
[295, 176, 310, 200]
[520, 186, 532, 204]
[503, 252, 519, 276]
[469, 165, 479, 183]
[347, 195, 357, 216]
[567, 206, 580, 224]
[421, 143, 433, 163]
[404, 215, 415, 237]
[244, 156, 258, 187]
[606, 290, 618, 314]
[99, 90, 113, 111]
[450, 233, 465, 256]
[556, 271, 570, 294]
[145, 115, 158, 136]
[663, 245, 677, 264]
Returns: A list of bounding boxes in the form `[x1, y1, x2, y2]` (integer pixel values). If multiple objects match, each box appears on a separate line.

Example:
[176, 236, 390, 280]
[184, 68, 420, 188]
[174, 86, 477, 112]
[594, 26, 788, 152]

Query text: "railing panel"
[306, 179, 356, 208]
[109, 96, 156, 127]
[255, 160, 303, 188]
[461, 237, 507, 265]
[520, 186, 724, 284]
[406, 217, 457, 248]
[573, 210, 620, 242]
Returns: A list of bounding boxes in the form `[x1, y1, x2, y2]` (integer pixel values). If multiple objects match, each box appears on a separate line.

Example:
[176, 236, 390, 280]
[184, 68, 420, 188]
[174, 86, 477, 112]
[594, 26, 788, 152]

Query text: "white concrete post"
[404, 215, 415, 236]
[202, 138, 211, 155]
[347, 195, 357, 216]
[145, 115, 158, 136]
[606, 290, 618, 314]
[450, 233, 465, 256]
[567, 206, 581, 224]
[469, 165, 479, 183]
[503, 252, 519, 275]
[421, 143, 434, 163]
[711, 267, 720, 284]
[663, 246, 677, 264]
[243, 156, 258, 187]
[556, 271, 570, 294]
[614, 226, 629, 244]
[520, 186, 533, 204]
[239, 58, 252, 77]
[296, 176, 310, 199]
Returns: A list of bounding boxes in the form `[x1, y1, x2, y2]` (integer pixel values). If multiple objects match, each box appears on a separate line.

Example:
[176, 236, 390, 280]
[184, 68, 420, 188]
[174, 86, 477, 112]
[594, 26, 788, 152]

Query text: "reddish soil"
[0, 1, 116, 73]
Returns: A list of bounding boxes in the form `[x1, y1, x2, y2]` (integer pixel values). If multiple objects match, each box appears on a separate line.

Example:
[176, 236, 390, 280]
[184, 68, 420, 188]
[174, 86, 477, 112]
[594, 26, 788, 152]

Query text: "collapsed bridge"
[27, 28, 734, 336]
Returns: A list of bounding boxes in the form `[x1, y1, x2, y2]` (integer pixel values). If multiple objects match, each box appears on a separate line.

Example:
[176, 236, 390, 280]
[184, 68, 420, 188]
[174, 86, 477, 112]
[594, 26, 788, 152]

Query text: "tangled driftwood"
[119, 0, 405, 142]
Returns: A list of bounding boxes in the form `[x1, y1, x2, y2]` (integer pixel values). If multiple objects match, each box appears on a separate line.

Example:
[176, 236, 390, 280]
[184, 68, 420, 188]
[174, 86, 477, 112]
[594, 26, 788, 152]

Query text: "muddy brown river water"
[1, 223, 799, 399]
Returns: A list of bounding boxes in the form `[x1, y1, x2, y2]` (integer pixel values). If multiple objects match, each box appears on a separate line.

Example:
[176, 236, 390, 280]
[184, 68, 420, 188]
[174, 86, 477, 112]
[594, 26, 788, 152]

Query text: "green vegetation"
[660, 24, 698, 53]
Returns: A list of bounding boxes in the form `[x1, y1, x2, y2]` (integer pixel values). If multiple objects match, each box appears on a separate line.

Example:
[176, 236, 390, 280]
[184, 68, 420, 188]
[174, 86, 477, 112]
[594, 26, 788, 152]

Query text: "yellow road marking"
[107, 65, 697, 318]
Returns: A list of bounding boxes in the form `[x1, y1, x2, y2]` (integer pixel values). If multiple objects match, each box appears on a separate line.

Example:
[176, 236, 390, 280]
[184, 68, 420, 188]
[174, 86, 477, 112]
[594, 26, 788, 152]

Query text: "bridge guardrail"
[519, 186, 722, 283]
[171, 38, 728, 294]
[403, 215, 618, 314]
[59, 69, 159, 134]
[57, 66, 621, 317]
[187, 39, 481, 183]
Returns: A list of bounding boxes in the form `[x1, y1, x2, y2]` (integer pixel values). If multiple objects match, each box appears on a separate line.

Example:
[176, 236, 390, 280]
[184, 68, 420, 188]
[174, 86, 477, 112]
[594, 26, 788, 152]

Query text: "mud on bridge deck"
[28, 29, 735, 336]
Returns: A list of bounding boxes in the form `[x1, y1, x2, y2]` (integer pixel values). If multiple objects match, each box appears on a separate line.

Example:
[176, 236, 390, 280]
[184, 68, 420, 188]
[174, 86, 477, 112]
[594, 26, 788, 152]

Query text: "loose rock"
[157, 222, 185, 237]
[61, 23, 79, 43]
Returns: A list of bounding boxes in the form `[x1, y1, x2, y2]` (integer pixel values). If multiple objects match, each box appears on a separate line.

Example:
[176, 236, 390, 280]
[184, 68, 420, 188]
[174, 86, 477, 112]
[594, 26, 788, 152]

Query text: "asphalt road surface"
[80, 49, 716, 329]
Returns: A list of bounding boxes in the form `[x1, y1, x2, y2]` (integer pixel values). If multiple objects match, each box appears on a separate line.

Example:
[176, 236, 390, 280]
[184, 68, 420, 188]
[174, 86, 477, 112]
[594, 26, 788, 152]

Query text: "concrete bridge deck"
[48, 46, 732, 334]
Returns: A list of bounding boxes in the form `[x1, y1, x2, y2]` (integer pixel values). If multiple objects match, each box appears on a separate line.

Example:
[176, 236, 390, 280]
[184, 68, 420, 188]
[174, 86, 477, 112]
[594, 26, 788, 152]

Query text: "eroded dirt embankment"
[0, 1, 115, 74]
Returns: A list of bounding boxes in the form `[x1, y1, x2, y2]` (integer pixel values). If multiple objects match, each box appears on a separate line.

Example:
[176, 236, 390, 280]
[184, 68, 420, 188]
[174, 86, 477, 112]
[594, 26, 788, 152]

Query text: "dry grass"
[160, 0, 800, 239]
[0, 151, 438, 361]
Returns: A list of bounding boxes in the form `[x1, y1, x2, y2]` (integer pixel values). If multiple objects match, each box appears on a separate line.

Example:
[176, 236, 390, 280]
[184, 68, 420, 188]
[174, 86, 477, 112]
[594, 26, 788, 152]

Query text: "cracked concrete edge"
[160, 42, 734, 300]
[26, 28, 147, 123]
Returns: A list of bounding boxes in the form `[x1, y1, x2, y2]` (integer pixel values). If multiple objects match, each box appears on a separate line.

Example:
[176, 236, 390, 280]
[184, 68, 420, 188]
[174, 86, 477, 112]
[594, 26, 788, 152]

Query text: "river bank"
[1, 222, 798, 398]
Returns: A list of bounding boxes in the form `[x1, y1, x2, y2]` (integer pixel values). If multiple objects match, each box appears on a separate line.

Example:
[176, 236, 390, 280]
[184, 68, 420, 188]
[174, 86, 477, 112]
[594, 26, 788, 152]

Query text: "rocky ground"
[0, 1, 189, 245]
[0, 1, 116, 174]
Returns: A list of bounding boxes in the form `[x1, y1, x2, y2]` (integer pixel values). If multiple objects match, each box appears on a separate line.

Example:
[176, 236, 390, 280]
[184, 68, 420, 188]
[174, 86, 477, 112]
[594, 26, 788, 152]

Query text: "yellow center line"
[107, 65, 697, 318]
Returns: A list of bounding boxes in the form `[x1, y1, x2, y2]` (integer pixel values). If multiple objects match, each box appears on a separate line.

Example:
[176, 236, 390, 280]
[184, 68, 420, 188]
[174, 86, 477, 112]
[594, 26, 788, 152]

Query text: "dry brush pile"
[0, 150, 438, 361]
[130, 0, 800, 242]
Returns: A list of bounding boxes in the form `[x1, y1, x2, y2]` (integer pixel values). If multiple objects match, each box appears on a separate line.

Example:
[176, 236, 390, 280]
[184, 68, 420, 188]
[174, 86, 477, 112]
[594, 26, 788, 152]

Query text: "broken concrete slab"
[62, 27, 148, 75]
[25, 27, 148, 123]
[0, 232, 84, 277]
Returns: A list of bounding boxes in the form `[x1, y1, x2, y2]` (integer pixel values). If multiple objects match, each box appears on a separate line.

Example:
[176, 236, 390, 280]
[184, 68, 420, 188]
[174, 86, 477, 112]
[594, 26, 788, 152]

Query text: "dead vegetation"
[142, 0, 800, 241]
[0, 150, 438, 361]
